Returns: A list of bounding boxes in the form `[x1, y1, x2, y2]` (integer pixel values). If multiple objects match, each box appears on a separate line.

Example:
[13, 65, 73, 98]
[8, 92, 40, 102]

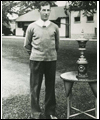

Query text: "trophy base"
[76, 74, 88, 79]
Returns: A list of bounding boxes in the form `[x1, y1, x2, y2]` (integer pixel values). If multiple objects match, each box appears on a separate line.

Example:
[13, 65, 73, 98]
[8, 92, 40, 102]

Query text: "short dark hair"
[38, 1, 51, 10]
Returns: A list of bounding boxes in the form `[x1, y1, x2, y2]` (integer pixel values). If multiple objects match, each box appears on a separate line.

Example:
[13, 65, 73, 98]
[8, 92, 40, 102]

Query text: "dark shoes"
[28, 114, 57, 119]
[28, 116, 35, 119]
[45, 115, 58, 119]
[28, 114, 44, 119]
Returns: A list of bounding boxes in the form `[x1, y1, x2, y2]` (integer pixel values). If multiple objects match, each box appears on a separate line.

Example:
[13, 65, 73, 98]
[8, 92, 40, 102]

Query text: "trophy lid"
[76, 29, 89, 42]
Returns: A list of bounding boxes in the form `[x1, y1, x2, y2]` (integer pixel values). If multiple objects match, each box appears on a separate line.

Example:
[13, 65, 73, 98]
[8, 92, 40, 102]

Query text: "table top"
[60, 71, 97, 82]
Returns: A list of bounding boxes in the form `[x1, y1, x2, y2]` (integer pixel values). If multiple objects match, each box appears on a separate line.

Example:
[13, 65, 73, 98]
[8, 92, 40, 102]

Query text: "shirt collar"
[35, 19, 50, 27]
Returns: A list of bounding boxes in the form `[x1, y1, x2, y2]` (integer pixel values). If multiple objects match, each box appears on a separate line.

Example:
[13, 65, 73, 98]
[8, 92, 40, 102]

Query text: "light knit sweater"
[24, 21, 59, 61]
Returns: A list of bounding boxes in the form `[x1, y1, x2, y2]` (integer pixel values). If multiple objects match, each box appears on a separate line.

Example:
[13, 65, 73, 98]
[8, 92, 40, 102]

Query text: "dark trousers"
[29, 60, 56, 118]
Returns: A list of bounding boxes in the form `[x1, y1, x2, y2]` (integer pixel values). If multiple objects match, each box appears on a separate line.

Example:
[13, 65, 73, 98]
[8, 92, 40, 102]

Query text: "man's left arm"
[55, 26, 60, 52]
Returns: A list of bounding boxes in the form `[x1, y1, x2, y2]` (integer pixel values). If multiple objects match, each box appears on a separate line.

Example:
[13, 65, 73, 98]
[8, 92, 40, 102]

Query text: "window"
[74, 17, 80, 22]
[95, 27, 97, 36]
[18, 22, 22, 28]
[87, 16, 93, 22]
[74, 11, 81, 23]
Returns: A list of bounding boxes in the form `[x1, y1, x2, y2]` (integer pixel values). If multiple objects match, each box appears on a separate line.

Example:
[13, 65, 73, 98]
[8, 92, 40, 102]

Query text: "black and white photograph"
[1, 1, 99, 119]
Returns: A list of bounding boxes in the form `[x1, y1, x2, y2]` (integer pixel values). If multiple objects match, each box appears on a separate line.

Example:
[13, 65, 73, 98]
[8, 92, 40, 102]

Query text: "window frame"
[86, 15, 94, 23]
[74, 11, 81, 23]
[74, 16, 81, 23]
[18, 22, 23, 28]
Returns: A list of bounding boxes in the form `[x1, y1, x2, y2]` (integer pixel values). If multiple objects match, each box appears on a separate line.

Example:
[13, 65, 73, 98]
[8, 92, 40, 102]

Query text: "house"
[15, 6, 69, 37]
[70, 8, 97, 39]
[15, 6, 97, 39]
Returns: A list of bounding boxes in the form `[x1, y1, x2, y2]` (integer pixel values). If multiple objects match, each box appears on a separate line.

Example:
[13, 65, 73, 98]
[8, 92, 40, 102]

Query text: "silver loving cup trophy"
[76, 30, 89, 79]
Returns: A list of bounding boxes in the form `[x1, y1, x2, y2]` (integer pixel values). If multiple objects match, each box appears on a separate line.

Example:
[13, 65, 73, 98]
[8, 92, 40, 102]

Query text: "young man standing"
[24, 1, 59, 119]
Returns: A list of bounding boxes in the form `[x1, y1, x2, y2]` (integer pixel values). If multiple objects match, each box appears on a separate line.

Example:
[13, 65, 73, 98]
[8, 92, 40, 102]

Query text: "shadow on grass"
[2, 80, 95, 119]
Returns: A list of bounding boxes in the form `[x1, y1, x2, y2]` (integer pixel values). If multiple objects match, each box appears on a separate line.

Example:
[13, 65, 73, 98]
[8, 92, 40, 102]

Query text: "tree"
[2, 1, 18, 25]
[2, 1, 57, 23]
[2, 1, 57, 35]
[17, 1, 57, 16]
[2, 1, 19, 35]
[65, 1, 97, 16]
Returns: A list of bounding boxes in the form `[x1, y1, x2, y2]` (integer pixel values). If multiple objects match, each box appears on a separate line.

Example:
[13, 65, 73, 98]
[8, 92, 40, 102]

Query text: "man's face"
[39, 4, 51, 21]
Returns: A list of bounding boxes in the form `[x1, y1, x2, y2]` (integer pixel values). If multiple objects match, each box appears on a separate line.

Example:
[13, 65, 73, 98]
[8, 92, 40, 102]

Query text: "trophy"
[76, 30, 89, 79]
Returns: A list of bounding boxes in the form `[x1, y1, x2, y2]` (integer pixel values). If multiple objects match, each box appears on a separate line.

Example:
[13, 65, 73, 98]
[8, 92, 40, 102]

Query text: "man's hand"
[27, 51, 31, 55]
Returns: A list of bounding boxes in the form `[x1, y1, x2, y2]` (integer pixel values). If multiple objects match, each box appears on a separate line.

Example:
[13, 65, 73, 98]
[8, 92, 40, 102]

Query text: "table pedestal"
[60, 71, 97, 119]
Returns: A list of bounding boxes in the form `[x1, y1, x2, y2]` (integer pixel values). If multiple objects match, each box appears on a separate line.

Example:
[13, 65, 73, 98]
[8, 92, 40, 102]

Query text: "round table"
[60, 71, 97, 119]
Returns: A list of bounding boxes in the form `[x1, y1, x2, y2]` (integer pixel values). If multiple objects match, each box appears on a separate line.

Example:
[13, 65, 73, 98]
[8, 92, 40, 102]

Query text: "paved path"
[2, 58, 30, 98]
[2, 57, 61, 99]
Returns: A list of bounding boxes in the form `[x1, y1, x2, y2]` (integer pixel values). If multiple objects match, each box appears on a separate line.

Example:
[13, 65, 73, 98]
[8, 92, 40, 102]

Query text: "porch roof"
[16, 6, 68, 22]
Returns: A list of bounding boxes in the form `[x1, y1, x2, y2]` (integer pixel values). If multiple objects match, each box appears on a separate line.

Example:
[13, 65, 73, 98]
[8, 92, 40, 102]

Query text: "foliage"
[2, 25, 13, 36]
[2, 1, 20, 35]
[17, 1, 57, 16]
[2, 1, 57, 34]
[2, 1, 57, 20]
[2, 1, 19, 25]
[65, 1, 97, 16]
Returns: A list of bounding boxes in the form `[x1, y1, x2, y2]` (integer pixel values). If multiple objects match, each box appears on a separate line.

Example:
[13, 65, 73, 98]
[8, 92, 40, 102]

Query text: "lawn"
[2, 37, 97, 119]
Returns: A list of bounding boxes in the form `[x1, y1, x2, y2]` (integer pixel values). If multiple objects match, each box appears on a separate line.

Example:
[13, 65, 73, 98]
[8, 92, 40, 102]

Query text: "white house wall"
[71, 10, 97, 39]
[15, 18, 67, 37]
[59, 18, 66, 37]
[15, 22, 24, 36]
[16, 28, 24, 36]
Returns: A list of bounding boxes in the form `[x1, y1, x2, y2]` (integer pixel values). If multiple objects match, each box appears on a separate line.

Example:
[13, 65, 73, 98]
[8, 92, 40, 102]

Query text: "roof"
[16, 6, 68, 22]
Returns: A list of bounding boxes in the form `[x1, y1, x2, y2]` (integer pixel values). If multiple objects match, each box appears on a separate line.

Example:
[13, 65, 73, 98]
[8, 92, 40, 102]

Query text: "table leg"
[64, 81, 74, 98]
[70, 89, 72, 108]
[88, 81, 97, 97]
[63, 81, 74, 119]
[67, 90, 72, 119]
[88, 82, 97, 118]
[67, 96, 70, 119]
[95, 98, 97, 118]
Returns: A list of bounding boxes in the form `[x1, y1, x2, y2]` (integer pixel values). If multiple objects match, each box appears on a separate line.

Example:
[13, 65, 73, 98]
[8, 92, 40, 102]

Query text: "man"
[24, 1, 59, 119]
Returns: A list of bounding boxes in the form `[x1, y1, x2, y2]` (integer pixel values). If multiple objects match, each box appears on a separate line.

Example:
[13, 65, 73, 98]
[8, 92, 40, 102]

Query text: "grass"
[2, 38, 97, 73]
[2, 38, 97, 119]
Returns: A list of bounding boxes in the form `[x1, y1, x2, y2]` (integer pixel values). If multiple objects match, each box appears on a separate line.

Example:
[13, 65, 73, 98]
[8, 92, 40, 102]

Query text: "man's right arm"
[24, 25, 32, 55]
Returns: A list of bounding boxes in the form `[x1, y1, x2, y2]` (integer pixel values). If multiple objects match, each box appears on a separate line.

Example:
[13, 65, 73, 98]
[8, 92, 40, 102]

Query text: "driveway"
[2, 57, 30, 98]
[2, 57, 61, 99]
